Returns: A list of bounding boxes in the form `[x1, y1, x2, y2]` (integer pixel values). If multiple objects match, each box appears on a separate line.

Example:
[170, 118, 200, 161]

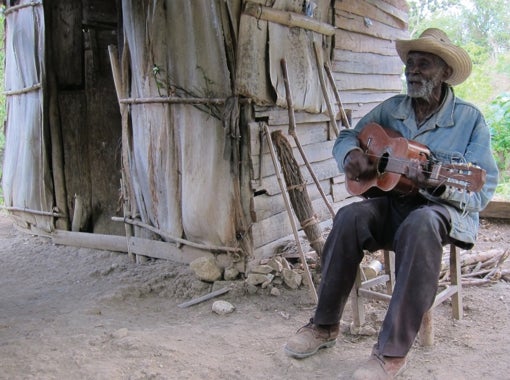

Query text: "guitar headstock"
[431, 162, 486, 192]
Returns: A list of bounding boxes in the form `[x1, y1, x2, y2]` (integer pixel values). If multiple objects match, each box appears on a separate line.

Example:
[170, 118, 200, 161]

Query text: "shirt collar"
[392, 85, 456, 128]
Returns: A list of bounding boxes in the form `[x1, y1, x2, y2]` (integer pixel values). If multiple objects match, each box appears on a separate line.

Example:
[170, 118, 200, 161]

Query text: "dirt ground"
[0, 213, 509, 380]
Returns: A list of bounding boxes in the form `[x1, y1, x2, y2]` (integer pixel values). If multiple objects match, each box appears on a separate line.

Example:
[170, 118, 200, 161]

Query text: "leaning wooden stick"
[313, 42, 339, 137]
[324, 61, 351, 129]
[263, 123, 318, 304]
[177, 286, 233, 308]
[280, 58, 335, 218]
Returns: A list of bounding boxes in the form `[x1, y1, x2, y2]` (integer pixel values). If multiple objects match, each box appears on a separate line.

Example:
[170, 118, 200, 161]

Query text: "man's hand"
[404, 158, 429, 187]
[344, 150, 376, 181]
[405, 158, 444, 187]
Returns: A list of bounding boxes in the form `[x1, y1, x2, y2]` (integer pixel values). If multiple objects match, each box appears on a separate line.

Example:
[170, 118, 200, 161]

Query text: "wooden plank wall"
[249, 0, 408, 259]
[332, 0, 408, 126]
[249, 109, 356, 258]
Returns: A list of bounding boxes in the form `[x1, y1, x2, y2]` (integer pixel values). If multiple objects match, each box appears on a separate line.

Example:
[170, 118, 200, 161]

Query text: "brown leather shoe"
[351, 347, 407, 379]
[284, 319, 339, 359]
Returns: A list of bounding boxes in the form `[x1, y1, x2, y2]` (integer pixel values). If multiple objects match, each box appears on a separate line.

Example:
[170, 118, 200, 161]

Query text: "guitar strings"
[362, 152, 472, 188]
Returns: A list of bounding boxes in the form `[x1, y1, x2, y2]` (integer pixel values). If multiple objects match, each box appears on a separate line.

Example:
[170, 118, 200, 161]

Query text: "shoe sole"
[284, 339, 337, 359]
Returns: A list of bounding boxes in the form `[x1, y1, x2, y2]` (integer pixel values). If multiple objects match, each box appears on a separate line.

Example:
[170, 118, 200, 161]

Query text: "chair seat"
[350, 244, 463, 346]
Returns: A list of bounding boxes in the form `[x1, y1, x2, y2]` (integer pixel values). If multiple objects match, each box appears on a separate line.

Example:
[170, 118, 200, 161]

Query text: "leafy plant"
[486, 93, 510, 195]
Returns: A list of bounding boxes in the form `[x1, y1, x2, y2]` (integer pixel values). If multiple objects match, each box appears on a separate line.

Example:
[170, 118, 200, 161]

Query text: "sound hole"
[378, 152, 389, 174]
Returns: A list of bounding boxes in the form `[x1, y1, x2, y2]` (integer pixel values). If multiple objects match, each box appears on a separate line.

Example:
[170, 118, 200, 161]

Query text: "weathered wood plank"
[83, 0, 117, 27]
[52, 230, 127, 252]
[332, 50, 403, 75]
[335, 10, 407, 40]
[334, 0, 407, 29]
[252, 196, 335, 249]
[335, 90, 399, 105]
[333, 72, 402, 92]
[249, 122, 330, 159]
[252, 140, 336, 180]
[129, 237, 214, 263]
[252, 197, 362, 253]
[365, 0, 409, 26]
[252, 179, 331, 221]
[332, 181, 355, 203]
[59, 91, 91, 225]
[254, 107, 332, 125]
[252, 157, 339, 195]
[52, 0, 83, 87]
[480, 201, 510, 220]
[236, 13, 273, 104]
[335, 29, 396, 55]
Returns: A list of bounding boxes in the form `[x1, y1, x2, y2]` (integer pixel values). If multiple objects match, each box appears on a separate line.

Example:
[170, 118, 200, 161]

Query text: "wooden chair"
[350, 244, 462, 346]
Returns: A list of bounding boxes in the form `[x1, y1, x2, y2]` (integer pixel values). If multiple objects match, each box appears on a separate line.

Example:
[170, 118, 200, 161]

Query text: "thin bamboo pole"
[111, 216, 243, 254]
[313, 41, 339, 137]
[263, 123, 318, 304]
[119, 96, 227, 105]
[280, 59, 335, 218]
[1, 206, 65, 218]
[324, 62, 351, 129]
[243, 2, 335, 36]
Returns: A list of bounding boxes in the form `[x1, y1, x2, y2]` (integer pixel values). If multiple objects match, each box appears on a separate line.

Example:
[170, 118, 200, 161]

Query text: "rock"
[224, 266, 239, 281]
[215, 253, 232, 269]
[270, 287, 281, 296]
[281, 257, 292, 270]
[246, 283, 258, 295]
[212, 300, 235, 315]
[111, 328, 129, 339]
[349, 322, 377, 336]
[189, 257, 222, 282]
[282, 268, 302, 289]
[251, 264, 274, 274]
[246, 273, 270, 286]
[266, 257, 283, 273]
[261, 273, 275, 288]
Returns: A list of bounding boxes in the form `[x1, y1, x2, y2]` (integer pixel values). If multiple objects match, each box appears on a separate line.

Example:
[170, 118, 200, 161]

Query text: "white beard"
[406, 70, 444, 101]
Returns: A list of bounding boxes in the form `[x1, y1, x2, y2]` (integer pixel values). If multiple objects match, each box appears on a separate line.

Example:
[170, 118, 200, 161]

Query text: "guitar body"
[345, 122, 486, 197]
[346, 123, 431, 197]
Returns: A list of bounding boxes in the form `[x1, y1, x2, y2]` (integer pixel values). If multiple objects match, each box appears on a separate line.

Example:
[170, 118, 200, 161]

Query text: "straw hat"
[395, 28, 472, 86]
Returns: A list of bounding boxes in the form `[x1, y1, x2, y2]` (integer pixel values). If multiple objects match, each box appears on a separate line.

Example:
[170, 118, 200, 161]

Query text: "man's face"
[404, 51, 450, 100]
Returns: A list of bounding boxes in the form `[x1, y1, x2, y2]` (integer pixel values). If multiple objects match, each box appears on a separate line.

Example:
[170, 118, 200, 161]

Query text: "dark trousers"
[313, 195, 451, 357]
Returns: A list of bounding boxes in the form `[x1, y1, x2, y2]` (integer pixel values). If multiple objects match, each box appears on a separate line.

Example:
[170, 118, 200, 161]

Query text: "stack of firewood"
[440, 248, 510, 286]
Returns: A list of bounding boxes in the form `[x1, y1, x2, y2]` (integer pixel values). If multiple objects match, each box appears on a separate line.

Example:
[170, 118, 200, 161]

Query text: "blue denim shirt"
[333, 87, 499, 247]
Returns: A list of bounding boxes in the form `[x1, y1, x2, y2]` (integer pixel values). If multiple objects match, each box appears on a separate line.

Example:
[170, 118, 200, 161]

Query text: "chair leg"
[450, 244, 463, 320]
[350, 266, 365, 329]
[419, 309, 434, 347]
[383, 250, 395, 294]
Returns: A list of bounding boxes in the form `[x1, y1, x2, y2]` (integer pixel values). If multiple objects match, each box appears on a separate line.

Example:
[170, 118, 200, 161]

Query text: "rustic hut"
[2, 0, 408, 274]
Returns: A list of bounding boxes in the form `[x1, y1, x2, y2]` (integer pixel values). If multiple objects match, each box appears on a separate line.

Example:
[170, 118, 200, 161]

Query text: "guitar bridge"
[430, 161, 441, 180]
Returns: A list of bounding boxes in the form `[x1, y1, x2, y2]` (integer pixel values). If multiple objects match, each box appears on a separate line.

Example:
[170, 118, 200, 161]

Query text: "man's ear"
[444, 65, 454, 81]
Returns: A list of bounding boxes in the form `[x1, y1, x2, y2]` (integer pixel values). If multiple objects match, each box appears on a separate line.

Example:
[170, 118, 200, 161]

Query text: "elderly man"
[284, 28, 499, 379]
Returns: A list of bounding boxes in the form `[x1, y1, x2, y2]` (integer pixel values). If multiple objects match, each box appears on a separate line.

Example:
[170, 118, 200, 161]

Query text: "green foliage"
[486, 93, 510, 174]
[408, 0, 510, 198]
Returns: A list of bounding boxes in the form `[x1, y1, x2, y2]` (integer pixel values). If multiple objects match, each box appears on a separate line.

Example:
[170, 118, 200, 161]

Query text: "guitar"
[345, 123, 486, 197]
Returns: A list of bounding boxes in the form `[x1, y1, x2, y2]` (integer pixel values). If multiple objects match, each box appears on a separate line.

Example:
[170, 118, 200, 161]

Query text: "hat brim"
[395, 37, 472, 86]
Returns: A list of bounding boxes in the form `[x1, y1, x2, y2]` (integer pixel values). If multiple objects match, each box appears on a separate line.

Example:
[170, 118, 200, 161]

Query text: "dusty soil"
[0, 213, 509, 380]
